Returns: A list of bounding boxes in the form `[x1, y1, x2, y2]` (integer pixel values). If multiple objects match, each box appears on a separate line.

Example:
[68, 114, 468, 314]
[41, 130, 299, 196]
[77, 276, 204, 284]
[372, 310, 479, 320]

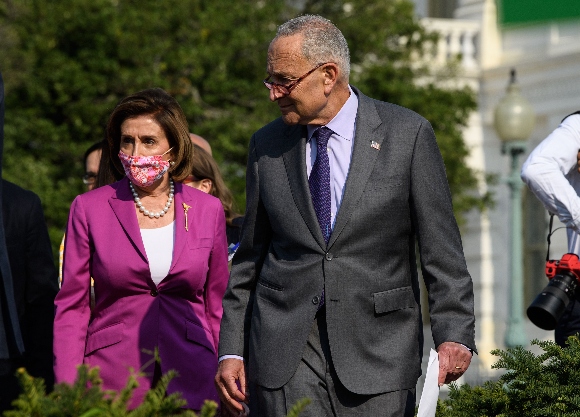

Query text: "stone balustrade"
[421, 18, 481, 73]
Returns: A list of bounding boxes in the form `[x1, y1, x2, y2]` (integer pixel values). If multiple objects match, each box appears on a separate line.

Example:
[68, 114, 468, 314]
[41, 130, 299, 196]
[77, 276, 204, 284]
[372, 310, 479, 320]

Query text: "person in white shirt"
[521, 111, 580, 346]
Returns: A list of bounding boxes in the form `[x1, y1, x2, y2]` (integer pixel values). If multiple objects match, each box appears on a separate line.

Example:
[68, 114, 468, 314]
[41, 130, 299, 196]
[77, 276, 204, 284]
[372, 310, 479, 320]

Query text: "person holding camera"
[521, 111, 580, 347]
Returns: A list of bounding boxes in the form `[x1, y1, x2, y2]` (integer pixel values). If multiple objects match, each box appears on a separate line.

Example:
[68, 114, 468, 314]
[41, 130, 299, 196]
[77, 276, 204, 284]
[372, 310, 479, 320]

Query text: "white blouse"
[140, 221, 175, 285]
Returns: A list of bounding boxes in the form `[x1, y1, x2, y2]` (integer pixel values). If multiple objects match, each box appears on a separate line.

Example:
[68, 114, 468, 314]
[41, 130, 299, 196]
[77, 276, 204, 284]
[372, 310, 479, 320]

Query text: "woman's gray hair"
[275, 15, 350, 81]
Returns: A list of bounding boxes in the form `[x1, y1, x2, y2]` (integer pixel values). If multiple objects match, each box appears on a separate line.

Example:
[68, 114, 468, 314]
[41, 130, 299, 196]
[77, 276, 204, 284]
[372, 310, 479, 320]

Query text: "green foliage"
[0, 0, 489, 261]
[434, 337, 580, 416]
[4, 365, 307, 417]
[0, 0, 282, 261]
[285, 398, 311, 417]
[4, 365, 213, 416]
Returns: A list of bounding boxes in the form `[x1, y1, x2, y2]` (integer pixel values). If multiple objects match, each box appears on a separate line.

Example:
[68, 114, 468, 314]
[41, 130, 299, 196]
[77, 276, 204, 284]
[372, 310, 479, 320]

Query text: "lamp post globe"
[494, 69, 535, 149]
[493, 68, 535, 348]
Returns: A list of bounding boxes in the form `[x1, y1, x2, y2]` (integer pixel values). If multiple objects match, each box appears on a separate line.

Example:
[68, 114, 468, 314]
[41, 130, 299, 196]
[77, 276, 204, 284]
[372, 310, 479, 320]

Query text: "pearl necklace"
[129, 179, 174, 219]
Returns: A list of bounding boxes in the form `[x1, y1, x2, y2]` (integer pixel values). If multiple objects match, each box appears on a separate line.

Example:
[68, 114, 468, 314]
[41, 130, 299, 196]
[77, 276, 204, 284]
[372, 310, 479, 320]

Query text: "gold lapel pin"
[182, 203, 191, 231]
[371, 141, 381, 150]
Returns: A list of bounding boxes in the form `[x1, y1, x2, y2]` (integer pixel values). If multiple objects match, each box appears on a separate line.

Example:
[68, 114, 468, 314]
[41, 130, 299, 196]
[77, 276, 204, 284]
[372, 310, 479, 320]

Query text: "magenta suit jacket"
[54, 178, 229, 409]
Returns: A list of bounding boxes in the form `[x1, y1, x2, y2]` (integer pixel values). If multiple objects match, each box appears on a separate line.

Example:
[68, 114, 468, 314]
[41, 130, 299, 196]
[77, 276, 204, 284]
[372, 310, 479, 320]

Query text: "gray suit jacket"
[219, 87, 476, 395]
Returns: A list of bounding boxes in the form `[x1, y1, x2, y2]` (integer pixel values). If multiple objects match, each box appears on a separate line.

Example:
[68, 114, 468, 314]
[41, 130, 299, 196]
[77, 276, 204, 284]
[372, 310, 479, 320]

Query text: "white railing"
[421, 18, 481, 73]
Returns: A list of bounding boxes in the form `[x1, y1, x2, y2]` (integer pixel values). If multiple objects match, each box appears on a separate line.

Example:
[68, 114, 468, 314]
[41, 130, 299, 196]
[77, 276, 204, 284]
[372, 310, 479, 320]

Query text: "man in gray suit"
[216, 15, 476, 417]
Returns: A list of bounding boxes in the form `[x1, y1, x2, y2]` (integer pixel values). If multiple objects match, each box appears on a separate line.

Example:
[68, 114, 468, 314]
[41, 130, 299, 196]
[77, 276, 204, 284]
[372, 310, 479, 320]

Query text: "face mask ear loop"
[162, 147, 175, 166]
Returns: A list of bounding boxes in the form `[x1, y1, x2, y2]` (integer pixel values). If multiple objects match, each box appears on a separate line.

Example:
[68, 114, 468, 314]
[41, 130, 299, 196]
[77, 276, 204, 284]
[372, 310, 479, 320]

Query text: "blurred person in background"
[190, 133, 212, 156]
[183, 144, 243, 247]
[59, 141, 105, 285]
[1, 180, 59, 411]
[82, 141, 104, 191]
[0, 72, 59, 412]
[53, 88, 229, 410]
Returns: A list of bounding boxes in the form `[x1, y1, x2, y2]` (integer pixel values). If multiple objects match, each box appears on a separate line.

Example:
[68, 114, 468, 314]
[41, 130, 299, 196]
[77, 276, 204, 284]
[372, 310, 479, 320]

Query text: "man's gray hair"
[275, 15, 350, 81]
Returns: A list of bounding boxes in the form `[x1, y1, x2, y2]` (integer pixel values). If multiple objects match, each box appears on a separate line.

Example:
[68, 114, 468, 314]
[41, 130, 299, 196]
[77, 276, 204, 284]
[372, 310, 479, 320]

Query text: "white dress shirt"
[521, 114, 580, 254]
[306, 86, 359, 227]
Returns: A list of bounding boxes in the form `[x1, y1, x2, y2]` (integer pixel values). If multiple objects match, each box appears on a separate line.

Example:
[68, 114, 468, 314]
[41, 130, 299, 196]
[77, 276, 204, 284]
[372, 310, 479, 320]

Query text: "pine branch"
[285, 398, 311, 417]
[4, 365, 217, 417]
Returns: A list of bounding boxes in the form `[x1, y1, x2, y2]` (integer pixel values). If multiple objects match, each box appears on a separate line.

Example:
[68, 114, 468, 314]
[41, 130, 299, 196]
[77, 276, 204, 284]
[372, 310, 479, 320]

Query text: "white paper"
[417, 349, 440, 417]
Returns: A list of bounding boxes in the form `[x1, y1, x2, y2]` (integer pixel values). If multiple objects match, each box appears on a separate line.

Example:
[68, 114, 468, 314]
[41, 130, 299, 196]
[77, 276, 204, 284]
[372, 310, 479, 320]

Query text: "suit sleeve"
[21, 192, 58, 387]
[205, 200, 229, 354]
[218, 135, 273, 358]
[53, 196, 92, 383]
[410, 120, 477, 352]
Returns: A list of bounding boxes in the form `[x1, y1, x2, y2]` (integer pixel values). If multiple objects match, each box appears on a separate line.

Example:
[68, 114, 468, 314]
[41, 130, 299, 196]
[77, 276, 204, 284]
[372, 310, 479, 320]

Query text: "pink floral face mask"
[118, 148, 173, 187]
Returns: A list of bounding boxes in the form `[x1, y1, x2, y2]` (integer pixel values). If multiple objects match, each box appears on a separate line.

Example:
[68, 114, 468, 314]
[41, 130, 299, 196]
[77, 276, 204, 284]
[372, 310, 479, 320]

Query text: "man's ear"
[199, 178, 213, 194]
[323, 63, 340, 93]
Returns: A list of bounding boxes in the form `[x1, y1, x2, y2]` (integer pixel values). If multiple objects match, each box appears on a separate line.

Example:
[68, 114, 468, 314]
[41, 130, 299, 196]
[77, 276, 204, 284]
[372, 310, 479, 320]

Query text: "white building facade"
[412, 0, 580, 386]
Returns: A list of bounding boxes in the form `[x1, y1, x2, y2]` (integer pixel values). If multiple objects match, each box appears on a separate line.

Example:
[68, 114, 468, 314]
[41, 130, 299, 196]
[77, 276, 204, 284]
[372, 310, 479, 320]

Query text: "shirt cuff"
[219, 354, 244, 363]
[459, 344, 474, 355]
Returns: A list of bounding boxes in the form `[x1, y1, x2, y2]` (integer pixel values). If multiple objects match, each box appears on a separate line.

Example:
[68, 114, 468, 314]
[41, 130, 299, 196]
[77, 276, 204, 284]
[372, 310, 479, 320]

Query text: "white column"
[455, 0, 502, 69]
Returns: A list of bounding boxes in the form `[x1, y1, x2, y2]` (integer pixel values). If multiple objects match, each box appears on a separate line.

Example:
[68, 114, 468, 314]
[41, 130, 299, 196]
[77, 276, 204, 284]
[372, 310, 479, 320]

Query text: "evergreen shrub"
[433, 337, 580, 416]
[3, 365, 310, 417]
[23, 337, 580, 417]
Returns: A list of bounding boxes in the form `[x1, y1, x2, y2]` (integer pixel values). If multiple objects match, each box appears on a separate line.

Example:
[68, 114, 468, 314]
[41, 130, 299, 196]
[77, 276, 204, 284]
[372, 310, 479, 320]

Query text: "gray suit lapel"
[329, 89, 384, 247]
[282, 124, 327, 250]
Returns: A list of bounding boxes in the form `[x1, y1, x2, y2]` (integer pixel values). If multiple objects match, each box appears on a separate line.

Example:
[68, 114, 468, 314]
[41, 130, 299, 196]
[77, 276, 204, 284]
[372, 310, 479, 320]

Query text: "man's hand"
[576, 149, 580, 173]
[215, 358, 248, 416]
[436, 341, 472, 386]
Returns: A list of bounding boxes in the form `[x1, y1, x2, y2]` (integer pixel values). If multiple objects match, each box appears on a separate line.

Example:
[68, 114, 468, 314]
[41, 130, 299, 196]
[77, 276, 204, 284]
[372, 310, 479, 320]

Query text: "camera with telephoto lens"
[527, 253, 580, 330]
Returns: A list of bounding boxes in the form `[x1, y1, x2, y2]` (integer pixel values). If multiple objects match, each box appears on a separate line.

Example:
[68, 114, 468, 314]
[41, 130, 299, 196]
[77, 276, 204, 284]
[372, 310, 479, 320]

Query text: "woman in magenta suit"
[54, 88, 229, 410]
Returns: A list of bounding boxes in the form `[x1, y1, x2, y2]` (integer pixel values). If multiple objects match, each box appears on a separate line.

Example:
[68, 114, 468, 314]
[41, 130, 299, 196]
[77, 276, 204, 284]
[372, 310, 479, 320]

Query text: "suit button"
[325, 252, 333, 261]
[312, 295, 320, 305]
[150, 289, 158, 297]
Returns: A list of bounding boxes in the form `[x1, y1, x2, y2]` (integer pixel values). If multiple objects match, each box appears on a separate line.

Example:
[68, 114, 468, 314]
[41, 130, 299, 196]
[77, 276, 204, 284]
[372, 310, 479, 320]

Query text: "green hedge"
[434, 337, 580, 416]
[4, 365, 310, 417]
[11, 338, 580, 416]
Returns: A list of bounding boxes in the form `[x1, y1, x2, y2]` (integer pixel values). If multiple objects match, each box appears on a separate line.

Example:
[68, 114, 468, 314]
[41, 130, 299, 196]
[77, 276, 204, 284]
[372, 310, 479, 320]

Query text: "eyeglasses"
[263, 62, 329, 96]
[82, 173, 97, 185]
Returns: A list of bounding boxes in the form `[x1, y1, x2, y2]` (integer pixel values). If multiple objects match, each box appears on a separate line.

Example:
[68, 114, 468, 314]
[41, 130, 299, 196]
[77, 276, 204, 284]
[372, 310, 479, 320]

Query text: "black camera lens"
[527, 272, 578, 330]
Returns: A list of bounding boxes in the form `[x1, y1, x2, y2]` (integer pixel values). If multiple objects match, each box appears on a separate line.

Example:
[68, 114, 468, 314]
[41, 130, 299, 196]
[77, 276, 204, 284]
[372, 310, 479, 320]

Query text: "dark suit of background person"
[0, 74, 59, 411]
[216, 15, 476, 417]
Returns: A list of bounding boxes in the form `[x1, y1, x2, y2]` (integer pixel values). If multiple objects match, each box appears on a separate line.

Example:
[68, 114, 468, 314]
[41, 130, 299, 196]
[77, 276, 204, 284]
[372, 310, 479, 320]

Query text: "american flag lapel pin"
[371, 140, 381, 150]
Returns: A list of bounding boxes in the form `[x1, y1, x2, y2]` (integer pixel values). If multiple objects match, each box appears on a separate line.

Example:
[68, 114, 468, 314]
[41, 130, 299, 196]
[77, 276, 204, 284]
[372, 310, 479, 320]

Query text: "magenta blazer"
[54, 178, 229, 409]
